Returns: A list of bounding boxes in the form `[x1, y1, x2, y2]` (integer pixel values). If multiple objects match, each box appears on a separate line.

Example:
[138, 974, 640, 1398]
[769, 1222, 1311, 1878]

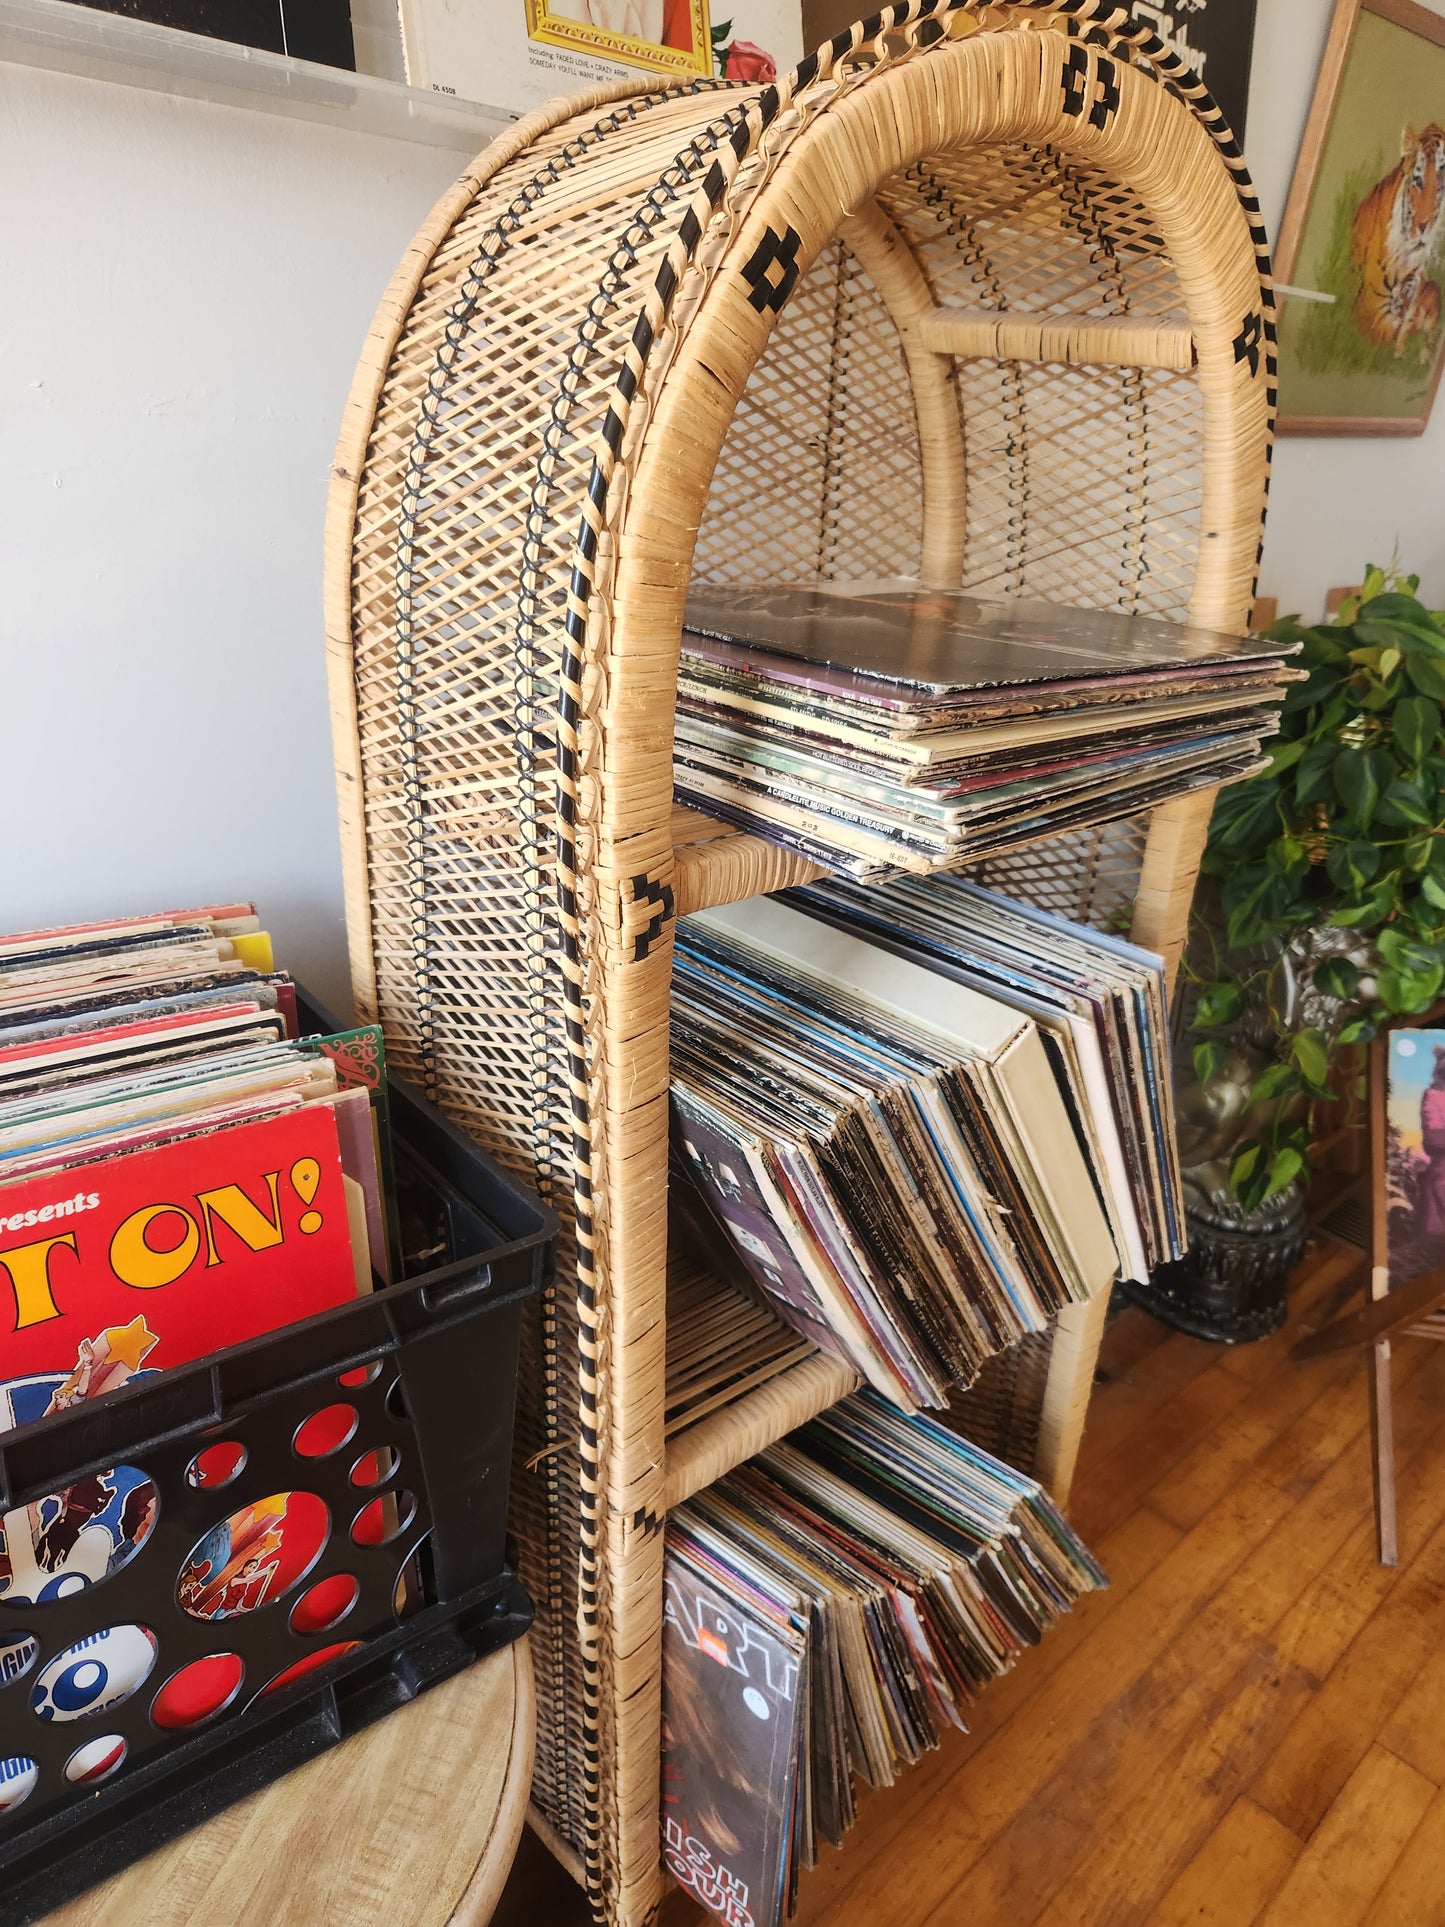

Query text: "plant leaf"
[1213, 786, 1283, 855]
[1377, 777, 1433, 826]
[1356, 616, 1445, 659]
[1313, 954, 1359, 1001]
[1357, 590, 1440, 623]
[1379, 962, 1445, 1012]
[1326, 839, 1380, 892]
[1193, 1040, 1226, 1086]
[1377, 927, 1441, 973]
[1250, 1062, 1300, 1103]
[1407, 652, 1445, 700]
[1291, 1028, 1330, 1086]
[1332, 746, 1380, 827]
[1263, 1147, 1306, 1200]
[1395, 695, 1442, 764]
[1236, 1165, 1270, 1213]
[1294, 737, 1340, 804]
[1267, 836, 1308, 876]
[1265, 738, 1305, 774]
[1284, 668, 1343, 713]
[1338, 1015, 1377, 1044]
[1230, 1141, 1263, 1186]
[1224, 874, 1275, 949]
[1405, 830, 1435, 872]
[1195, 982, 1244, 1028]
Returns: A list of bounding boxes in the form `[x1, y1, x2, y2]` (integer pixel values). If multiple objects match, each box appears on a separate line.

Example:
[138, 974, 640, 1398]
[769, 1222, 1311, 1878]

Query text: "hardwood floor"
[496, 1236, 1445, 1927]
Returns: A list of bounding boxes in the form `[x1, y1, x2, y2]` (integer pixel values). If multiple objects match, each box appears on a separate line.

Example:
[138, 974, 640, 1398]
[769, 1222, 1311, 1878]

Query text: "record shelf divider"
[324, 10, 1274, 1922]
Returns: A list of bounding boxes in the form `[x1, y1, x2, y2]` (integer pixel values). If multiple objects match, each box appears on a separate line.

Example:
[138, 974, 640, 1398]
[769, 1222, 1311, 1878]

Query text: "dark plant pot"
[1123, 1178, 1308, 1344]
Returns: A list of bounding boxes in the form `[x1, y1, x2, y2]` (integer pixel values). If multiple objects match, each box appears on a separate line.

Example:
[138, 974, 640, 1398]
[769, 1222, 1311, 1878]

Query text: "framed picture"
[524, 0, 713, 78]
[1379, 1026, 1445, 1288]
[400, 1, 787, 114]
[1275, 0, 1445, 436]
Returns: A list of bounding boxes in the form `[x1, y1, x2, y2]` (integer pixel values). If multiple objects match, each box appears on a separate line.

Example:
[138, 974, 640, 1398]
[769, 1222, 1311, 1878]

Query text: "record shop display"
[324, 8, 1275, 1922]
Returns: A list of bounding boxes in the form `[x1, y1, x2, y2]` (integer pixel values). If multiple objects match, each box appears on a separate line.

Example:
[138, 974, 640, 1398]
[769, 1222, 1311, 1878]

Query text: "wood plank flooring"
[495, 1237, 1445, 1927]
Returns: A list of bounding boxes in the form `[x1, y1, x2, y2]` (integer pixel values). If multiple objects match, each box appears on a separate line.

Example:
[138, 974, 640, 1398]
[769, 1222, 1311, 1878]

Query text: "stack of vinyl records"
[0, 904, 399, 1637]
[661, 1391, 1106, 1927]
[675, 582, 1303, 879]
[670, 883, 1181, 1409]
[789, 872, 1185, 1283]
[0, 909, 389, 1298]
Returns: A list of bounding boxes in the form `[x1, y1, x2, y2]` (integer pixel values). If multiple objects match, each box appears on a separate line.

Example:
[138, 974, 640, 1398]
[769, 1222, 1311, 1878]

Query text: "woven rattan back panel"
[327, 12, 1275, 1919]
[340, 84, 767, 1852]
[698, 141, 1206, 623]
[694, 236, 927, 588]
[893, 144, 1205, 617]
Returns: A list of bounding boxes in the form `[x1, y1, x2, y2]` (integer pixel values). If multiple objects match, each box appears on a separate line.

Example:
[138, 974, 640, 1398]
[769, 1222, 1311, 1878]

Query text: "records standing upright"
[323, 11, 1275, 1923]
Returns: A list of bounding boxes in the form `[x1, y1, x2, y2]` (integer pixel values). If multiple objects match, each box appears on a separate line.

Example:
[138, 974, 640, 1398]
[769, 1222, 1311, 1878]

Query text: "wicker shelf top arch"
[325, 9, 1274, 1921]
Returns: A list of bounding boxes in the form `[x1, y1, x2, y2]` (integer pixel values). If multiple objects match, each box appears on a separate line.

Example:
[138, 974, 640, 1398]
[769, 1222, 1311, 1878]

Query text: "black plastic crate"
[0, 996, 554, 1923]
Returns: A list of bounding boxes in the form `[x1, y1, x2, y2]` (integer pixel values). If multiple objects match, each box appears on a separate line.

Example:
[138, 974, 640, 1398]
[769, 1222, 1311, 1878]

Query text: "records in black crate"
[674, 582, 1303, 880]
[669, 881, 1184, 1409]
[660, 1391, 1107, 1927]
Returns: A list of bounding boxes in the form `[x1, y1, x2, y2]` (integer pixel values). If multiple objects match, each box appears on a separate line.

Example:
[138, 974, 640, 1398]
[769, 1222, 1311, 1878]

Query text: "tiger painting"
[1350, 122, 1445, 357]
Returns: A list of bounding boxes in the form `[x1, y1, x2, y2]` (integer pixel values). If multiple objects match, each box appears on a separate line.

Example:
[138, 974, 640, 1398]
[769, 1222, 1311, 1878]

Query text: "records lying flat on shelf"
[669, 883, 1182, 1410]
[661, 1390, 1107, 1927]
[665, 1248, 817, 1440]
[675, 582, 1304, 880]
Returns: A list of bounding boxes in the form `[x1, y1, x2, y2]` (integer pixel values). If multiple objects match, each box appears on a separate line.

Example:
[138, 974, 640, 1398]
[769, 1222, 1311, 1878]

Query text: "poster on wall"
[60, 0, 354, 69]
[1275, 0, 1445, 437]
[1129, 1, 1258, 142]
[397, 1, 799, 115]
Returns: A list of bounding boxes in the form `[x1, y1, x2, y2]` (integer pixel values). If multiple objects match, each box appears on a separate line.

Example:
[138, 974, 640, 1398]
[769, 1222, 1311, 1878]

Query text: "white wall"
[1249, 0, 1445, 617]
[0, 64, 474, 1013]
[2, 7, 1442, 997]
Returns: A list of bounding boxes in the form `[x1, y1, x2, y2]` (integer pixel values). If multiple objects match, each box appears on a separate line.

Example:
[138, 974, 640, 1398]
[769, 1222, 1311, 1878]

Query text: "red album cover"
[0, 1104, 358, 1382]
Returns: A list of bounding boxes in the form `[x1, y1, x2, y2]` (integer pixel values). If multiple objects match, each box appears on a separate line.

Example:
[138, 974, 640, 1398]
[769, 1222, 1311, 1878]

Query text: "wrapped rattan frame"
[325, 9, 1275, 1922]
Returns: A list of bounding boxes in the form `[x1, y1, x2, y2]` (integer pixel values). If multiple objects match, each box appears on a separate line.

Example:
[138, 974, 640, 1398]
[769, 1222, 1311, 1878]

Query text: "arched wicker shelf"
[324, 8, 1274, 1921]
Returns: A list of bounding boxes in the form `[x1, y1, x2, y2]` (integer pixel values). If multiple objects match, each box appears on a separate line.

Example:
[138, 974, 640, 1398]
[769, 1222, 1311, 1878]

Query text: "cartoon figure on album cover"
[0, 1318, 160, 1608]
[177, 1494, 316, 1620]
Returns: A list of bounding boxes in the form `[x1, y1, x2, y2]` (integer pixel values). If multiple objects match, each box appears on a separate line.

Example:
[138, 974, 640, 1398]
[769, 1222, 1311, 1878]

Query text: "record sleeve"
[683, 582, 1298, 699]
[662, 1534, 807, 1927]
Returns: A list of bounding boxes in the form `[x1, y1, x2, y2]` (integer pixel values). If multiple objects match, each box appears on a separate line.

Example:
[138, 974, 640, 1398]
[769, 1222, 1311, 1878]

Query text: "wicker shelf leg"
[1038, 786, 1221, 1505]
[1035, 1293, 1111, 1504]
[1130, 788, 1218, 991]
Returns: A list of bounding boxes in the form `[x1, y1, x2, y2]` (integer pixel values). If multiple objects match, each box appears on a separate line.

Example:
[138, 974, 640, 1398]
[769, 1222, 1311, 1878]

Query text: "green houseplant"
[1146, 566, 1445, 1338]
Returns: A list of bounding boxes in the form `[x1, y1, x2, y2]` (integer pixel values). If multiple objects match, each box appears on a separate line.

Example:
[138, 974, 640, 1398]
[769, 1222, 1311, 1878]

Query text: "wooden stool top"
[46, 1639, 534, 1927]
